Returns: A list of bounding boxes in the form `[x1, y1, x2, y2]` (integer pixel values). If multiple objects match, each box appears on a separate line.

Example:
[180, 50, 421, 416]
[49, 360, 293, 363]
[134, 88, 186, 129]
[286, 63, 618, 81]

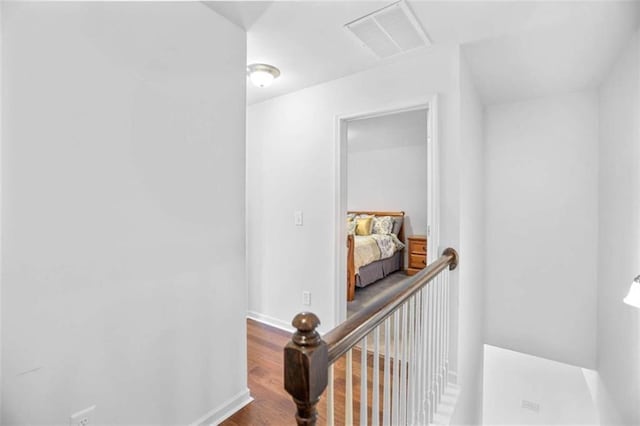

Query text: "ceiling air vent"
[345, 0, 431, 59]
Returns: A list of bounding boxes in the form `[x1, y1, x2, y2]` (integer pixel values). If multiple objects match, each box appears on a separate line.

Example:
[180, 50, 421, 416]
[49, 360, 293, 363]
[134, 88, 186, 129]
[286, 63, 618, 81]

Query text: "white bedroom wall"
[484, 91, 599, 369]
[347, 110, 428, 238]
[2, 3, 248, 424]
[597, 30, 640, 425]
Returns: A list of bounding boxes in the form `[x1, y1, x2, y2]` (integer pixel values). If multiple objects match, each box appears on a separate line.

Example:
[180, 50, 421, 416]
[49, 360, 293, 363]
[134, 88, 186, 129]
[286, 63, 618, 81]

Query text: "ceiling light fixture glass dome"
[247, 63, 281, 88]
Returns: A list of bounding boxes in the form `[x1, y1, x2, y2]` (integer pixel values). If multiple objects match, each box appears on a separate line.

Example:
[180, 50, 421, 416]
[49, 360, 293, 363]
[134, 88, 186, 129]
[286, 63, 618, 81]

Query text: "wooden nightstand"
[407, 235, 427, 276]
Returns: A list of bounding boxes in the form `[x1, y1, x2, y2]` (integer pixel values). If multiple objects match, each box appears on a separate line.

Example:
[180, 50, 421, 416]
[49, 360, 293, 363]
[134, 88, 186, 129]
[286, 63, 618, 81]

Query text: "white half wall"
[347, 109, 428, 238]
[485, 91, 599, 368]
[482, 345, 599, 425]
[597, 30, 640, 425]
[2, 3, 247, 423]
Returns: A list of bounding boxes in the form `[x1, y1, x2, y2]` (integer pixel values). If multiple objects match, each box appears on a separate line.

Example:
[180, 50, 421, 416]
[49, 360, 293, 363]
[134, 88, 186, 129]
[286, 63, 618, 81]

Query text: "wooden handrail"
[325, 247, 458, 364]
[283, 248, 459, 425]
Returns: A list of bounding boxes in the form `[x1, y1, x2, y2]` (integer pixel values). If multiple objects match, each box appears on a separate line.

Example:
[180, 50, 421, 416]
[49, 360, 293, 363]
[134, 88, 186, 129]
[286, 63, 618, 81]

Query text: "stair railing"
[284, 247, 459, 425]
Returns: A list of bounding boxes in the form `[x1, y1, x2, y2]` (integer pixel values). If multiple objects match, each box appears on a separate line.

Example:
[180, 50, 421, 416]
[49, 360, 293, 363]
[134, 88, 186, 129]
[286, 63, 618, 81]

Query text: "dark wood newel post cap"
[291, 312, 322, 346]
[285, 312, 329, 426]
[443, 247, 459, 270]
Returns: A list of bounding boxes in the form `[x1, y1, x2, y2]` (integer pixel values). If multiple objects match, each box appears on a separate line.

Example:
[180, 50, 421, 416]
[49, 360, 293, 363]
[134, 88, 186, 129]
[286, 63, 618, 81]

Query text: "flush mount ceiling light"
[624, 275, 640, 309]
[247, 63, 280, 88]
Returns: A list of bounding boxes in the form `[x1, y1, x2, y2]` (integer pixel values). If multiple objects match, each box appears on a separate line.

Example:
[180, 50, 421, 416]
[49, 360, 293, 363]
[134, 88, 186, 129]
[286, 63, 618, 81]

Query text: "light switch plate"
[294, 210, 303, 226]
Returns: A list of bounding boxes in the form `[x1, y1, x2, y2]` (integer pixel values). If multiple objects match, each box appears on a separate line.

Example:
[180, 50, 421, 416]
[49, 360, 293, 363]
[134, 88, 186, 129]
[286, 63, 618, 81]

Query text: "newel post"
[284, 312, 328, 426]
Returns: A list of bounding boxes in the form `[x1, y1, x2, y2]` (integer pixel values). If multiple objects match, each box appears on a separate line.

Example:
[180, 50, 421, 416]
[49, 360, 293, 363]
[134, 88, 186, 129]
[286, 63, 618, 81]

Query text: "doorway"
[333, 97, 440, 324]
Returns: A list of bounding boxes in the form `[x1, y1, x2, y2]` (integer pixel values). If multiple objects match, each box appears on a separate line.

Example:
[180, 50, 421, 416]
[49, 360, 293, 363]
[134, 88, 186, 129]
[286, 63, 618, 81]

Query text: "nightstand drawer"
[407, 267, 422, 276]
[410, 240, 426, 254]
[409, 253, 427, 269]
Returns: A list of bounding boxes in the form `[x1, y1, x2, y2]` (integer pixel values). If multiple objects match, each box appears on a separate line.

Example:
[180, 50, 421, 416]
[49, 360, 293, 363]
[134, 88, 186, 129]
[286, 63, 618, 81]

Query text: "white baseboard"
[247, 310, 295, 333]
[190, 389, 253, 426]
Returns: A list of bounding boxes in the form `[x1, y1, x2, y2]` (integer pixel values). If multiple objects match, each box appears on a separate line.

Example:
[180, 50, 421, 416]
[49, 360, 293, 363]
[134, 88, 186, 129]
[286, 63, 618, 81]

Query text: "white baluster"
[439, 271, 446, 403]
[383, 317, 391, 425]
[419, 288, 429, 424]
[438, 272, 445, 403]
[399, 303, 408, 425]
[428, 277, 435, 422]
[407, 295, 415, 425]
[372, 326, 380, 425]
[360, 337, 368, 426]
[434, 275, 442, 404]
[441, 269, 447, 393]
[392, 310, 400, 426]
[445, 268, 450, 388]
[415, 290, 423, 425]
[346, 349, 353, 426]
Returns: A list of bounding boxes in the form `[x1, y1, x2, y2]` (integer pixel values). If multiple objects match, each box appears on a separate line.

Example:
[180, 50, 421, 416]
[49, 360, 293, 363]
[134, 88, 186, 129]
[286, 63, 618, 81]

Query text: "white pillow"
[372, 216, 394, 235]
[347, 218, 356, 235]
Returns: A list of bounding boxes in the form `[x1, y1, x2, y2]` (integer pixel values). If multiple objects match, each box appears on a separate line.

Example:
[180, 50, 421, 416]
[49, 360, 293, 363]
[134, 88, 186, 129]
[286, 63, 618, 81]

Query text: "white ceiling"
[245, 1, 392, 104]
[205, 1, 640, 106]
[202, 1, 273, 31]
[462, 1, 640, 104]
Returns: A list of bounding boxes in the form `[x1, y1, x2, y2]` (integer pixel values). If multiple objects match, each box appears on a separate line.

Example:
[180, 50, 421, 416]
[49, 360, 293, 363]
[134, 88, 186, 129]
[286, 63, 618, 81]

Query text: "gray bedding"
[355, 250, 403, 288]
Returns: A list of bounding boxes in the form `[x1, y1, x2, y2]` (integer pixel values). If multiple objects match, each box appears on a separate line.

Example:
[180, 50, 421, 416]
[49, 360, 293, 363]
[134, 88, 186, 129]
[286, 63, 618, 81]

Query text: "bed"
[347, 211, 406, 301]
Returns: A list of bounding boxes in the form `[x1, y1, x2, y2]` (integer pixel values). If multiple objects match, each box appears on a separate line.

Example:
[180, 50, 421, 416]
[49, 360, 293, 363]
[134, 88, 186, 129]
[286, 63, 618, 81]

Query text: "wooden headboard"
[347, 210, 405, 243]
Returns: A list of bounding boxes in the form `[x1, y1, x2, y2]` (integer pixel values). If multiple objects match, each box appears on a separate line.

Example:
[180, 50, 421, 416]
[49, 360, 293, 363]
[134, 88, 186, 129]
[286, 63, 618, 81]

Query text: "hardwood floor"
[221, 320, 295, 425]
[222, 319, 390, 426]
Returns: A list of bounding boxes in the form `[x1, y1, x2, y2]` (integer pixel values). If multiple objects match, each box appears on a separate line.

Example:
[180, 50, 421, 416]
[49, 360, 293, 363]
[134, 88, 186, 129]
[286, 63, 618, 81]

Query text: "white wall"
[455, 54, 486, 423]
[485, 91, 599, 368]
[247, 44, 482, 424]
[347, 110, 428, 238]
[597, 30, 640, 425]
[2, 3, 248, 424]
[247, 46, 461, 332]
[0, 1, 4, 417]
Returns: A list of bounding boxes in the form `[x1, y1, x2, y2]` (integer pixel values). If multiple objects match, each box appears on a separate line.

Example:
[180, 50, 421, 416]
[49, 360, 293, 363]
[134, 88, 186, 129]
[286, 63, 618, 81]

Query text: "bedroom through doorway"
[334, 99, 440, 322]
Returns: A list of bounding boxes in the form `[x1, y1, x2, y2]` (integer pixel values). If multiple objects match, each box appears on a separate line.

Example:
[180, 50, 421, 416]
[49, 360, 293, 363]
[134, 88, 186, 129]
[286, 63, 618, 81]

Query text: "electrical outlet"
[70, 405, 96, 426]
[303, 291, 311, 306]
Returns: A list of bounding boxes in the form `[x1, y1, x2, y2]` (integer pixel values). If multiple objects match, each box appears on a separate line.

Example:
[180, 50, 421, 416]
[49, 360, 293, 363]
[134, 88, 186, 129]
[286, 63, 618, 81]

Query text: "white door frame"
[333, 95, 440, 325]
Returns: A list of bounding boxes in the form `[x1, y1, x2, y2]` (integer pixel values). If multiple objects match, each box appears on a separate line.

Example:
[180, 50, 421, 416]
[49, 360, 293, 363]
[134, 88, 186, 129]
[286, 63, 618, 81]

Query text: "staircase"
[283, 248, 459, 425]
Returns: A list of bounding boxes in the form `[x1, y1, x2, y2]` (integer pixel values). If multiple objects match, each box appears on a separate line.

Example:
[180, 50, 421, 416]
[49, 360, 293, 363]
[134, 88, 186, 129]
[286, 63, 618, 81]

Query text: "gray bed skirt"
[355, 250, 403, 288]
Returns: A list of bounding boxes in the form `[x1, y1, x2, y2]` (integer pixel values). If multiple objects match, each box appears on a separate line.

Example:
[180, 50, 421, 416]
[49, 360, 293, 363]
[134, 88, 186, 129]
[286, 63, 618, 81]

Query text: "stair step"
[432, 384, 461, 425]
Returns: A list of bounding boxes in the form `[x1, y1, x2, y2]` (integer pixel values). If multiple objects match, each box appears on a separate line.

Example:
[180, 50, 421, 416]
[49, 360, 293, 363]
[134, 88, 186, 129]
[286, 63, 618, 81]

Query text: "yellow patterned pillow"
[355, 217, 373, 236]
